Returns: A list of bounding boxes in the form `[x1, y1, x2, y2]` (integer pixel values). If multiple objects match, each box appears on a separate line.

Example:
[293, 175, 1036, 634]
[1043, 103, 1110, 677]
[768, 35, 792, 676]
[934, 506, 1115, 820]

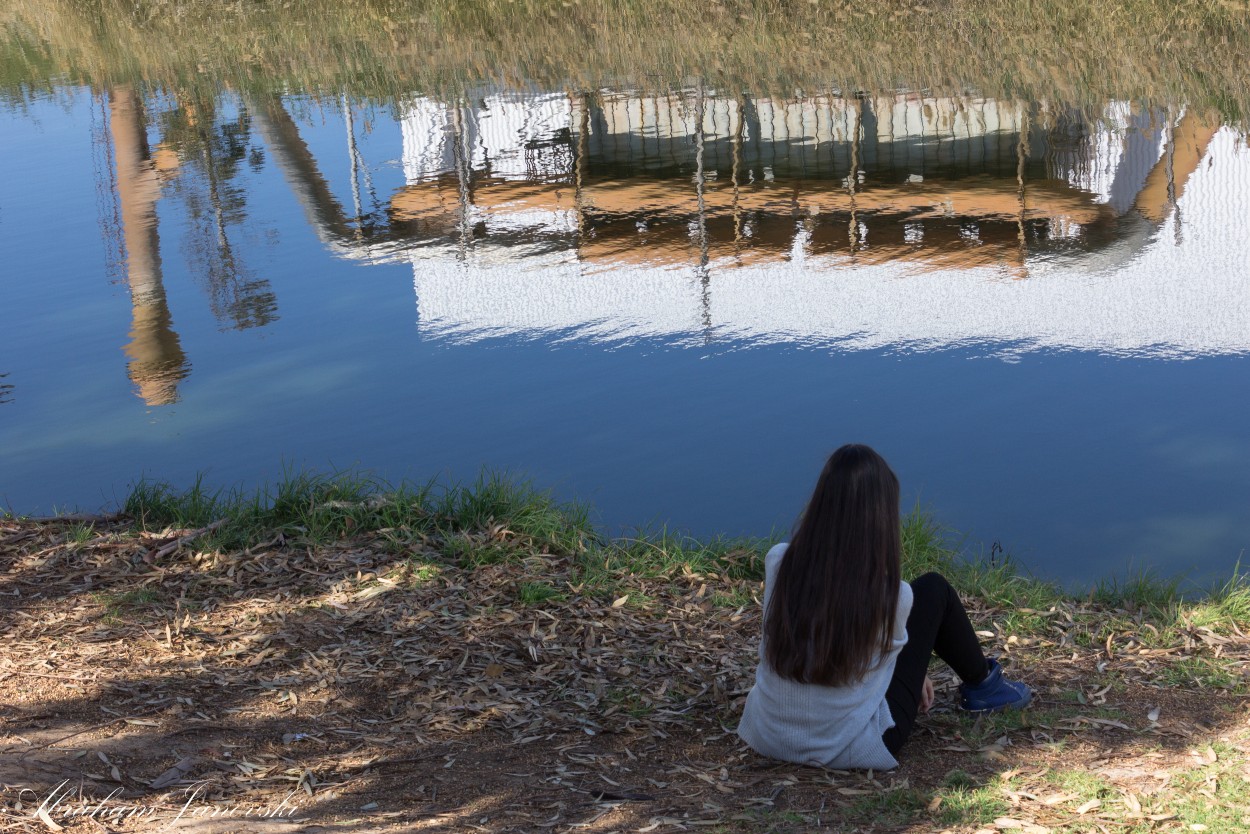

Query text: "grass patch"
[93, 587, 163, 620]
[443, 535, 515, 568]
[1160, 656, 1240, 690]
[709, 588, 755, 608]
[1047, 768, 1115, 800]
[935, 706, 1038, 748]
[1093, 565, 1182, 619]
[1183, 568, 1250, 631]
[846, 787, 927, 827]
[517, 581, 566, 605]
[582, 533, 765, 584]
[900, 509, 1064, 612]
[1167, 745, 1250, 833]
[109, 469, 1250, 643]
[124, 470, 590, 557]
[64, 521, 97, 545]
[931, 769, 1009, 827]
[409, 561, 443, 585]
[605, 686, 653, 718]
[430, 473, 592, 555]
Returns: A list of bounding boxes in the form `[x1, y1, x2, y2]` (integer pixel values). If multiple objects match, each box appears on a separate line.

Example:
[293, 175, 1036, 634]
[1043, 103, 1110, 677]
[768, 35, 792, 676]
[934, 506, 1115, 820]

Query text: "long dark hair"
[763, 444, 902, 686]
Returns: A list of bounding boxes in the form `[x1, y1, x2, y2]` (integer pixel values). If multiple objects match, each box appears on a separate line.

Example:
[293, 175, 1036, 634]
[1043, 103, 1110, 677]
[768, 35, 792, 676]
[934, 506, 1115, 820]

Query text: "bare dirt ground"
[3, 517, 1249, 833]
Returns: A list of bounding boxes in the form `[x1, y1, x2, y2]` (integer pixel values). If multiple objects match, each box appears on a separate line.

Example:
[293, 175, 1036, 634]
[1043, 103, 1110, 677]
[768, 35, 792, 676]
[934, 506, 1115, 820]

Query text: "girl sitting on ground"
[737, 443, 1031, 771]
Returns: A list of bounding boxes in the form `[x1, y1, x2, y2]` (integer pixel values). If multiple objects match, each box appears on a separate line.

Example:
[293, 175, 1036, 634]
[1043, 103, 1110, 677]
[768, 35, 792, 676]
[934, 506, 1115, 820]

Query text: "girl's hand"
[919, 676, 935, 714]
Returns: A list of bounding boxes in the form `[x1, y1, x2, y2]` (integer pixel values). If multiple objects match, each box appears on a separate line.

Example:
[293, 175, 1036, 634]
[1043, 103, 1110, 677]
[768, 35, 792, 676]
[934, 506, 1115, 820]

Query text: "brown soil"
[2, 517, 1248, 833]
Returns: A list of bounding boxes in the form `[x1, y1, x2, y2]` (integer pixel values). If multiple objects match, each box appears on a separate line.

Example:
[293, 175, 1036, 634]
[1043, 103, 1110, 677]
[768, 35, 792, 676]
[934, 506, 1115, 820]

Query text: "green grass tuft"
[114, 469, 1250, 638]
[517, 580, 566, 605]
[847, 787, 927, 827]
[123, 469, 590, 555]
[1160, 656, 1240, 690]
[580, 531, 765, 587]
[1093, 565, 1182, 619]
[93, 587, 163, 620]
[1184, 567, 1250, 631]
[932, 783, 1009, 827]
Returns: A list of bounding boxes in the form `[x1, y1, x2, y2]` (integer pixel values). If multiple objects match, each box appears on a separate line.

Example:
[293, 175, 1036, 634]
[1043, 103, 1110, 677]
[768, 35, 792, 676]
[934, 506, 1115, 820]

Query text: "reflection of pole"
[1162, 109, 1182, 246]
[693, 84, 711, 337]
[109, 85, 189, 406]
[1160, 112, 1180, 246]
[343, 93, 364, 239]
[1016, 104, 1030, 272]
[92, 93, 126, 284]
[199, 112, 236, 266]
[574, 91, 589, 252]
[452, 100, 472, 261]
[848, 98, 862, 254]
[1164, 107, 1177, 212]
[732, 93, 745, 258]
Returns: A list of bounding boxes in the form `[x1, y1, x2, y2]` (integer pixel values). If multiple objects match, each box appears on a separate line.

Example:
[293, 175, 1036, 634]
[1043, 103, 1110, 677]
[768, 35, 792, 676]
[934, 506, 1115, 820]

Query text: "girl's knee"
[910, 571, 950, 594]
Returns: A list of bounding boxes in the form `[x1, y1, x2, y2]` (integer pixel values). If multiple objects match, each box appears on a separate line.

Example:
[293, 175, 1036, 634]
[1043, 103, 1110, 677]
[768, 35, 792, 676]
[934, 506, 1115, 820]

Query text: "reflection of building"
[254, 88, 1247, 356]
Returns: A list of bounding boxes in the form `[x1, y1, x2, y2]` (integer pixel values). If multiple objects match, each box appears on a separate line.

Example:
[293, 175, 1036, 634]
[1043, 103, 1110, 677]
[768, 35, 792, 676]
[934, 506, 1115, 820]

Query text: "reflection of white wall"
[406, 128, 1250, 357]
[1104, 105, 1167, 215]
[400, 98, 455, 182]
[401, 91, 1036, 186]
[410, 250, 707, 342]
[401, 91, 573, 184]
[471, 91, 571, 179]
[870, 95, 1023, 144]
[1058, 101, 1130, 205]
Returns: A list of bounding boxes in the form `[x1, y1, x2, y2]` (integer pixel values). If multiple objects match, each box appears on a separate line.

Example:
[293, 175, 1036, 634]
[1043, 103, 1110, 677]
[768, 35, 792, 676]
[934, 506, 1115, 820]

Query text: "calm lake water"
[1, 81, 1247, 587]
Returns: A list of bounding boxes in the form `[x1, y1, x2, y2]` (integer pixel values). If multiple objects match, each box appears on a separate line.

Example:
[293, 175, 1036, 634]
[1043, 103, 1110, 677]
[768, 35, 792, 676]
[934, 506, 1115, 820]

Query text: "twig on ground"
[147, 519, 227, 561]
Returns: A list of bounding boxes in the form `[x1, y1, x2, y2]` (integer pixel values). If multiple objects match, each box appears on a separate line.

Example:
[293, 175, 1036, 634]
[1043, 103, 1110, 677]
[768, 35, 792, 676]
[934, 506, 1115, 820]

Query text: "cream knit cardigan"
[737, 542, 913, 770]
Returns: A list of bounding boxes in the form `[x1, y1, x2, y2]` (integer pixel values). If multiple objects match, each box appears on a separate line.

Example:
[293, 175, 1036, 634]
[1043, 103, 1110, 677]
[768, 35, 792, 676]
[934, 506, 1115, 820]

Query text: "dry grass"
[2, 508, 1250, 833]
[1, 0, 1249, 120]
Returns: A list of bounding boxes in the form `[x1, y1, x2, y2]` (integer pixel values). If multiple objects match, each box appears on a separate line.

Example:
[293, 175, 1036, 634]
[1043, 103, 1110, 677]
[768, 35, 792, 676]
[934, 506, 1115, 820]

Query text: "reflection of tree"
[0, 373, 13, 405]
[156, 96, 278, 331]
[108, 84, 190, 406]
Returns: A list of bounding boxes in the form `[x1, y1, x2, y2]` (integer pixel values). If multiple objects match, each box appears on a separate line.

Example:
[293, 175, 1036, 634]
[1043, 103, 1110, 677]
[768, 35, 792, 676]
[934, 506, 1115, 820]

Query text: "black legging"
[881, 572, 989, 756]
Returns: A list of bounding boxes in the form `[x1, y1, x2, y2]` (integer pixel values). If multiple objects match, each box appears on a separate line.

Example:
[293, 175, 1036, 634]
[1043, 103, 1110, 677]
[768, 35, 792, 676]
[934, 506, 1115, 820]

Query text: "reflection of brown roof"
[390, 175, 578, 221]
[390, 174, 1107, 271]
[1134, 113, 1219, 223]
[392, 175, 1106, 222]
[590, 177, 1107, 224]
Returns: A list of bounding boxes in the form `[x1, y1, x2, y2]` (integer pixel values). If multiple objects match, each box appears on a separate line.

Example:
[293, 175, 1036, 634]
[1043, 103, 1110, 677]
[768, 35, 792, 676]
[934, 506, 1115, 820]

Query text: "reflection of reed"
[6, 0, 1249, 123]
[0, 373, 13, 405]
[108, 85, 189, 407]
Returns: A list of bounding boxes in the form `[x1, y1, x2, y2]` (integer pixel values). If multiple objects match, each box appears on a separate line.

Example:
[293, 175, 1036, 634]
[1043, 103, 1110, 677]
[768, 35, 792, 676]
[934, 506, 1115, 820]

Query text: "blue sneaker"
[959, 658, 1033, 713]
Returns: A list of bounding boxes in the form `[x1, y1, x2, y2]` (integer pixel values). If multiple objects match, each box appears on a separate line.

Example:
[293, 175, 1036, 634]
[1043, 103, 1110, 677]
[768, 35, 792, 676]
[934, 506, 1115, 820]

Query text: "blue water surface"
[2, 87, 1247, 589]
